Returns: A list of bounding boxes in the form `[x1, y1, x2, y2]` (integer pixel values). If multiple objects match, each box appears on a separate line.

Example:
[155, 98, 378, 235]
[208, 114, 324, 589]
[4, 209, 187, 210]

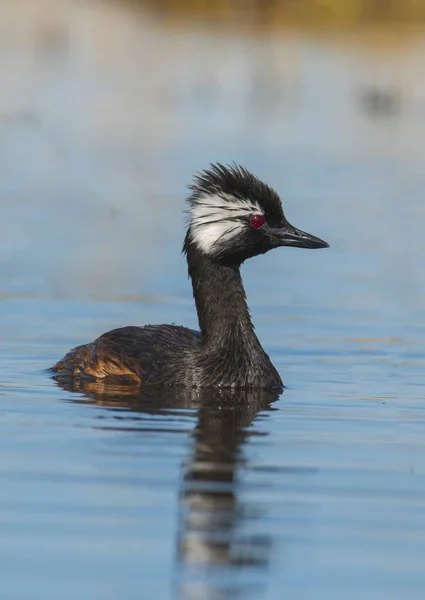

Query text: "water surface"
[1, 3, 425, 599]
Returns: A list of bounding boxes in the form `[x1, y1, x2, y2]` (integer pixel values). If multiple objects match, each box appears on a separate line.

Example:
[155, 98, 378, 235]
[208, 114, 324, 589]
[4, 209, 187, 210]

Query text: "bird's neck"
[185, 241, 259, 350]
[184, 235, 283, 390]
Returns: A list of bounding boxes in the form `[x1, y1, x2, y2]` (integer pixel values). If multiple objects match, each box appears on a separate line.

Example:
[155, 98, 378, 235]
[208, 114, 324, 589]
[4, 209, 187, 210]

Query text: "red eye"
[251, 214, 265, 229]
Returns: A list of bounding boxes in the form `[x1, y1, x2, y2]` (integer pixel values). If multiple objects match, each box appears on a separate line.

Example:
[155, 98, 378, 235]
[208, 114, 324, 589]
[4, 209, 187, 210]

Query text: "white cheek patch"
[188, 193, 263, 255]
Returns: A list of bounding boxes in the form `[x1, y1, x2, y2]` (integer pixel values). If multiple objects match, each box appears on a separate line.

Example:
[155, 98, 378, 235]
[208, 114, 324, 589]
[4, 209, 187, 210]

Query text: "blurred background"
[1, 1, 425, 600]
[2, 0, 425, 310]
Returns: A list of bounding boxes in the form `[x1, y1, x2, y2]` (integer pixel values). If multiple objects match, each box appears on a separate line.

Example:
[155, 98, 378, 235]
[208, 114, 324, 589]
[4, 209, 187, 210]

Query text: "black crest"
[188, 163, 285, 223]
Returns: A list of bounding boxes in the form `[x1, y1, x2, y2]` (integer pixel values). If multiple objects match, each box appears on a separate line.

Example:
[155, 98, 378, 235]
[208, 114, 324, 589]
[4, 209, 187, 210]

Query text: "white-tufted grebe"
[52, 163, 328, 390]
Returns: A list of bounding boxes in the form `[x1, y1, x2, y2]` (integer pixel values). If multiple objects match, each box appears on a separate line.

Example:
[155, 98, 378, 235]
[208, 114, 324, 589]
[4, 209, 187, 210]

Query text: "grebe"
[52, 163, 328, 389]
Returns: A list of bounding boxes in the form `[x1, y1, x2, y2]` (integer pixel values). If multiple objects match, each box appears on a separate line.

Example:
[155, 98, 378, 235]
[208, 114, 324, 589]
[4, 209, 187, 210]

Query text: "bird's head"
[184, 163, 328, 264]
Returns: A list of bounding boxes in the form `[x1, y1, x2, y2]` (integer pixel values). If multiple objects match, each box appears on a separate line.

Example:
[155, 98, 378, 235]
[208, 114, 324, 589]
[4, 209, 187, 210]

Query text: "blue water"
[1, 3, 425, 599]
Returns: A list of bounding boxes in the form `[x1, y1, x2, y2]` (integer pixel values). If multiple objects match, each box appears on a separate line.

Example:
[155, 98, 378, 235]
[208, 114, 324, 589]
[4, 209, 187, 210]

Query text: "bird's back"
[52, 324, 201, 385]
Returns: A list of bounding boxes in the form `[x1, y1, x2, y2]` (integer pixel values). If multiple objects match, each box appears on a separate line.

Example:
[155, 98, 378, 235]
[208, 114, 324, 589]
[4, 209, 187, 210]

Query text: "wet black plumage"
[51, 163, 329, 390]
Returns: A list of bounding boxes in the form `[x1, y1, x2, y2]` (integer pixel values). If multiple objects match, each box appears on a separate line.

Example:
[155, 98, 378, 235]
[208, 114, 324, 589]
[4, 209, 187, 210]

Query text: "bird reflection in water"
[54, 376, 280, 599]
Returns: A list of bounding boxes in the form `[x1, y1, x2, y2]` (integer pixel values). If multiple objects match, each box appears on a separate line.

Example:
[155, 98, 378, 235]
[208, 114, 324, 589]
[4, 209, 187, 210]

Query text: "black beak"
[273, 223, 329, 249]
